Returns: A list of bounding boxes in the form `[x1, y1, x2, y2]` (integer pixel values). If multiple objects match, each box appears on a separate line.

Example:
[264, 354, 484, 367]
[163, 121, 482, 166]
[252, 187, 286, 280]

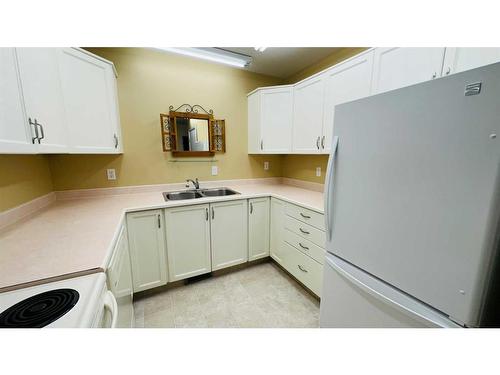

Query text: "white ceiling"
[221, 47, 341, 79]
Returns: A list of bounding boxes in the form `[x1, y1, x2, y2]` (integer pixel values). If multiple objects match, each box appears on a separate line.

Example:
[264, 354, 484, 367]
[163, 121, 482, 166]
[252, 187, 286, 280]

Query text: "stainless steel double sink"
[162, 187, 240, 201]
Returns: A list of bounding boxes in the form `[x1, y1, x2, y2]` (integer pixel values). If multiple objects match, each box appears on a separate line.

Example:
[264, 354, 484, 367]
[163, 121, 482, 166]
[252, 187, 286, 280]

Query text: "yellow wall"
[282, 47, 368, 183]
[48, 48, 284, 190]
[0, 155, 53, 211]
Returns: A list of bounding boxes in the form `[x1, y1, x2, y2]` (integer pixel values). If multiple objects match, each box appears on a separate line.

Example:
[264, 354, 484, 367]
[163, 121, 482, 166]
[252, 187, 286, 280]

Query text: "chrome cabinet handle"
[205, 208, 208, 221]
[298, 265, 308, 273]
[29, 118, 39, 144]
[250, 202, 253, 214]
[300, 212, 311, 219]
[260, 139, 263, 150]
[321, 136, 325, 149]
[211, 206, 215, 220]
[157, 214, 161, 228]
[114, 134, 118, 149]
[36, 121, 45, 143]
[316, 136, 320, 149]
[299, 228, 310, 235]
[432, 72, 437, 79]
[298, 243, 309, 250]
[445, 67, 451, 75]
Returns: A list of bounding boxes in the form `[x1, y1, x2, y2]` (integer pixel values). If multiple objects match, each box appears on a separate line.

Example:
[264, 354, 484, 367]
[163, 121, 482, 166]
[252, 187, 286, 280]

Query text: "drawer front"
[285, 216, 326, 248]
[285, 203, 324, 230]
[284, 229, 325, 265]
[282, 242, 323, 296]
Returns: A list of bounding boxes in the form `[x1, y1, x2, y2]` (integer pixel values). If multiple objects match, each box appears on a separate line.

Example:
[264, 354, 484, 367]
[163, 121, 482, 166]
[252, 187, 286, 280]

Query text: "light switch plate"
[106, 168, 116, 180]
[316, 167, 321, 177]
[264, 161, 269, 170]
[211, 166, 218, 176]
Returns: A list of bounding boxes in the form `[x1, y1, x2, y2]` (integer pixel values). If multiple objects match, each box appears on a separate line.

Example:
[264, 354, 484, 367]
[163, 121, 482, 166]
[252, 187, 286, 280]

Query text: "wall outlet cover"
[106, 168, 116, 180]
[316, 167, 321, 177]
[211, 165, 218, 176]
[264, 161, 269, 170]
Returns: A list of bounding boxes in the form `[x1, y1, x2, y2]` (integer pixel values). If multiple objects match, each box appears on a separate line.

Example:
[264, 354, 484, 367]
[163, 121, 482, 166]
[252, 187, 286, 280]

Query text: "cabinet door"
[165, 204, 211, 281]
[292, 75, 325, 153]
[442, 47, 500, 76]
[261, 86, 293, 153]
[210, 200, 248, 270]
[270, 198, 286, 265]
[248, 197, 270, 261]
[371, 47, 446, 94]
[127, 210, 168, 292]
[322, 50, 374, 153]
[0, 48, 36, 153]
[58, 48, 122, 153]
[16, 48, 68, 153]
[107, 225, 134, 328]
[247, 91, 261, 154]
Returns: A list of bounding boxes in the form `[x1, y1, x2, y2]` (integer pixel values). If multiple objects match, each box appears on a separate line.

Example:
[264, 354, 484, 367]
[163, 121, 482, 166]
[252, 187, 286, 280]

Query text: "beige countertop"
[0, 181, 324, 293]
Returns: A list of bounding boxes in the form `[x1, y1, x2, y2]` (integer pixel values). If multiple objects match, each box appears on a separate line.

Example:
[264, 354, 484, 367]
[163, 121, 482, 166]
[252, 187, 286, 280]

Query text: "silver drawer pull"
[299, 242, 309, 250]
[299, 228, 310, 235]
[298, 265, 308, 273]
[300, 213, 311, 219]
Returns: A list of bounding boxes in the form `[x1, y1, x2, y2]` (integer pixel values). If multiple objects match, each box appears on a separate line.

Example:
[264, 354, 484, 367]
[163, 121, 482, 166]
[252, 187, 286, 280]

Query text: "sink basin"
[162, 187, 240, 201]
[163, 190, 204, 201]
[200, 187, 239, 197]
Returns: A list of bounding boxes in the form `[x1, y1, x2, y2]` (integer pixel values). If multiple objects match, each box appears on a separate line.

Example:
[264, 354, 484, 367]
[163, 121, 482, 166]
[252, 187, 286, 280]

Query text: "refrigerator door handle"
[324, 136, 339, 241]
[325, 254, 461, 328]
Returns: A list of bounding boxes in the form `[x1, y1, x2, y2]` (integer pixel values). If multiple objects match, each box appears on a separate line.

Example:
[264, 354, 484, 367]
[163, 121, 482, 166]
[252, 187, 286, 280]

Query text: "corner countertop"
[0, 180, 324, 293]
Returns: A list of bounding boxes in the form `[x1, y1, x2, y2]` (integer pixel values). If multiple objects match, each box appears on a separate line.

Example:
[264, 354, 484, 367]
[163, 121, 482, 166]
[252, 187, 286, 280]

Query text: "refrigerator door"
[325, 63, 500, 327]
[320, 253, 461, 327]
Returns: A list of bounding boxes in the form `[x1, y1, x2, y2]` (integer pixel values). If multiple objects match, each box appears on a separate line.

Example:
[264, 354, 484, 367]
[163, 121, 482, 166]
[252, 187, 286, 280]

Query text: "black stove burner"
[0, 289, 79, 328]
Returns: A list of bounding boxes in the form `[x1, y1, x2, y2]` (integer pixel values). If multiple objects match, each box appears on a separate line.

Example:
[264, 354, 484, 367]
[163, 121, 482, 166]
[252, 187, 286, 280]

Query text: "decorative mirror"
[160, 104, 226, 156]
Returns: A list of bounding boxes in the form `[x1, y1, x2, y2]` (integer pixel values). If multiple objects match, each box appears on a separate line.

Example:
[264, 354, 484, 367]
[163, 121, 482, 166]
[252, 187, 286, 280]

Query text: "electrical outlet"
[211, 165, 218, 176]
[106, 168, 116, 180]
[264, 161, 269, 170]
[316, 167, 321, 177]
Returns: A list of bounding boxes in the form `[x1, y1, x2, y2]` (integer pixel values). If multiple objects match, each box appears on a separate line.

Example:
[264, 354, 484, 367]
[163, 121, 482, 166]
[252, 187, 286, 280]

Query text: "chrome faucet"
[186, 178, 200, 190]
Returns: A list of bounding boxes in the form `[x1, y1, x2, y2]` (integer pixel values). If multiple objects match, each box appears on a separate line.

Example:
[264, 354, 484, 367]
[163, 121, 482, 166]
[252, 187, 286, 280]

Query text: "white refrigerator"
[320, 62, 500, 328]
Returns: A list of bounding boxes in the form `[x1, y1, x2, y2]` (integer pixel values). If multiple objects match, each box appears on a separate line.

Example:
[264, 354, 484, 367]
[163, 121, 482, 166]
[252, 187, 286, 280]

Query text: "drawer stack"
[282, 203, 325, 297]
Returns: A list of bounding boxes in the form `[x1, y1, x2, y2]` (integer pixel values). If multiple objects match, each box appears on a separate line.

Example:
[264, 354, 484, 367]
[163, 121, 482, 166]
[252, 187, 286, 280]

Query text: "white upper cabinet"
[321, 50, 374, 153]
[292, 75, 325, 153]
[247, 85, 293, 153]
[371, 47, 446, 94]
[0, 49, 35, 153]
[0, 47, 122, 155]
[58, 48, 122, 153]
[442, 47, 500, 76]
[16, 48, 68, 153]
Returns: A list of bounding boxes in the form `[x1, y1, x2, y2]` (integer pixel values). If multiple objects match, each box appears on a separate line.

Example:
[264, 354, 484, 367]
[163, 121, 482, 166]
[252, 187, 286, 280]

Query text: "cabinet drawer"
[282, 242, 323, 297]
[285, 203, 324, 230]
[284, 229, 325, 265]
[285, 216, 326, 248]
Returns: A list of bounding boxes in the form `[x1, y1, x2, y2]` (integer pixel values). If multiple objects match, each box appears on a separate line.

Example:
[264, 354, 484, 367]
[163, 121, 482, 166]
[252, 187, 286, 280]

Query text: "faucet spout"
[186, 178, 200, 190]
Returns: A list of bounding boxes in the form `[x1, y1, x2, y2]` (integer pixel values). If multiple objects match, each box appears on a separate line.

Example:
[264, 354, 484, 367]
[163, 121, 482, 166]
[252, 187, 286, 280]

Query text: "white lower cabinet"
[164, 204, 211, 281]
[211, 200, 248, 270]
[106, 224, 134, 328]
[248, 197, 270, 261]
[282, 242, 323, 297]
[127, 210, 168, 292]
[270, 198, 286, 265]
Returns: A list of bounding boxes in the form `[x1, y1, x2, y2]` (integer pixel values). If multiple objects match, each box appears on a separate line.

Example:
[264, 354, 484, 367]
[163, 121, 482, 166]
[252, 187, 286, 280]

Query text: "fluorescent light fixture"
[156, 47, 252, 68]
[254, 47, 267, 52]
